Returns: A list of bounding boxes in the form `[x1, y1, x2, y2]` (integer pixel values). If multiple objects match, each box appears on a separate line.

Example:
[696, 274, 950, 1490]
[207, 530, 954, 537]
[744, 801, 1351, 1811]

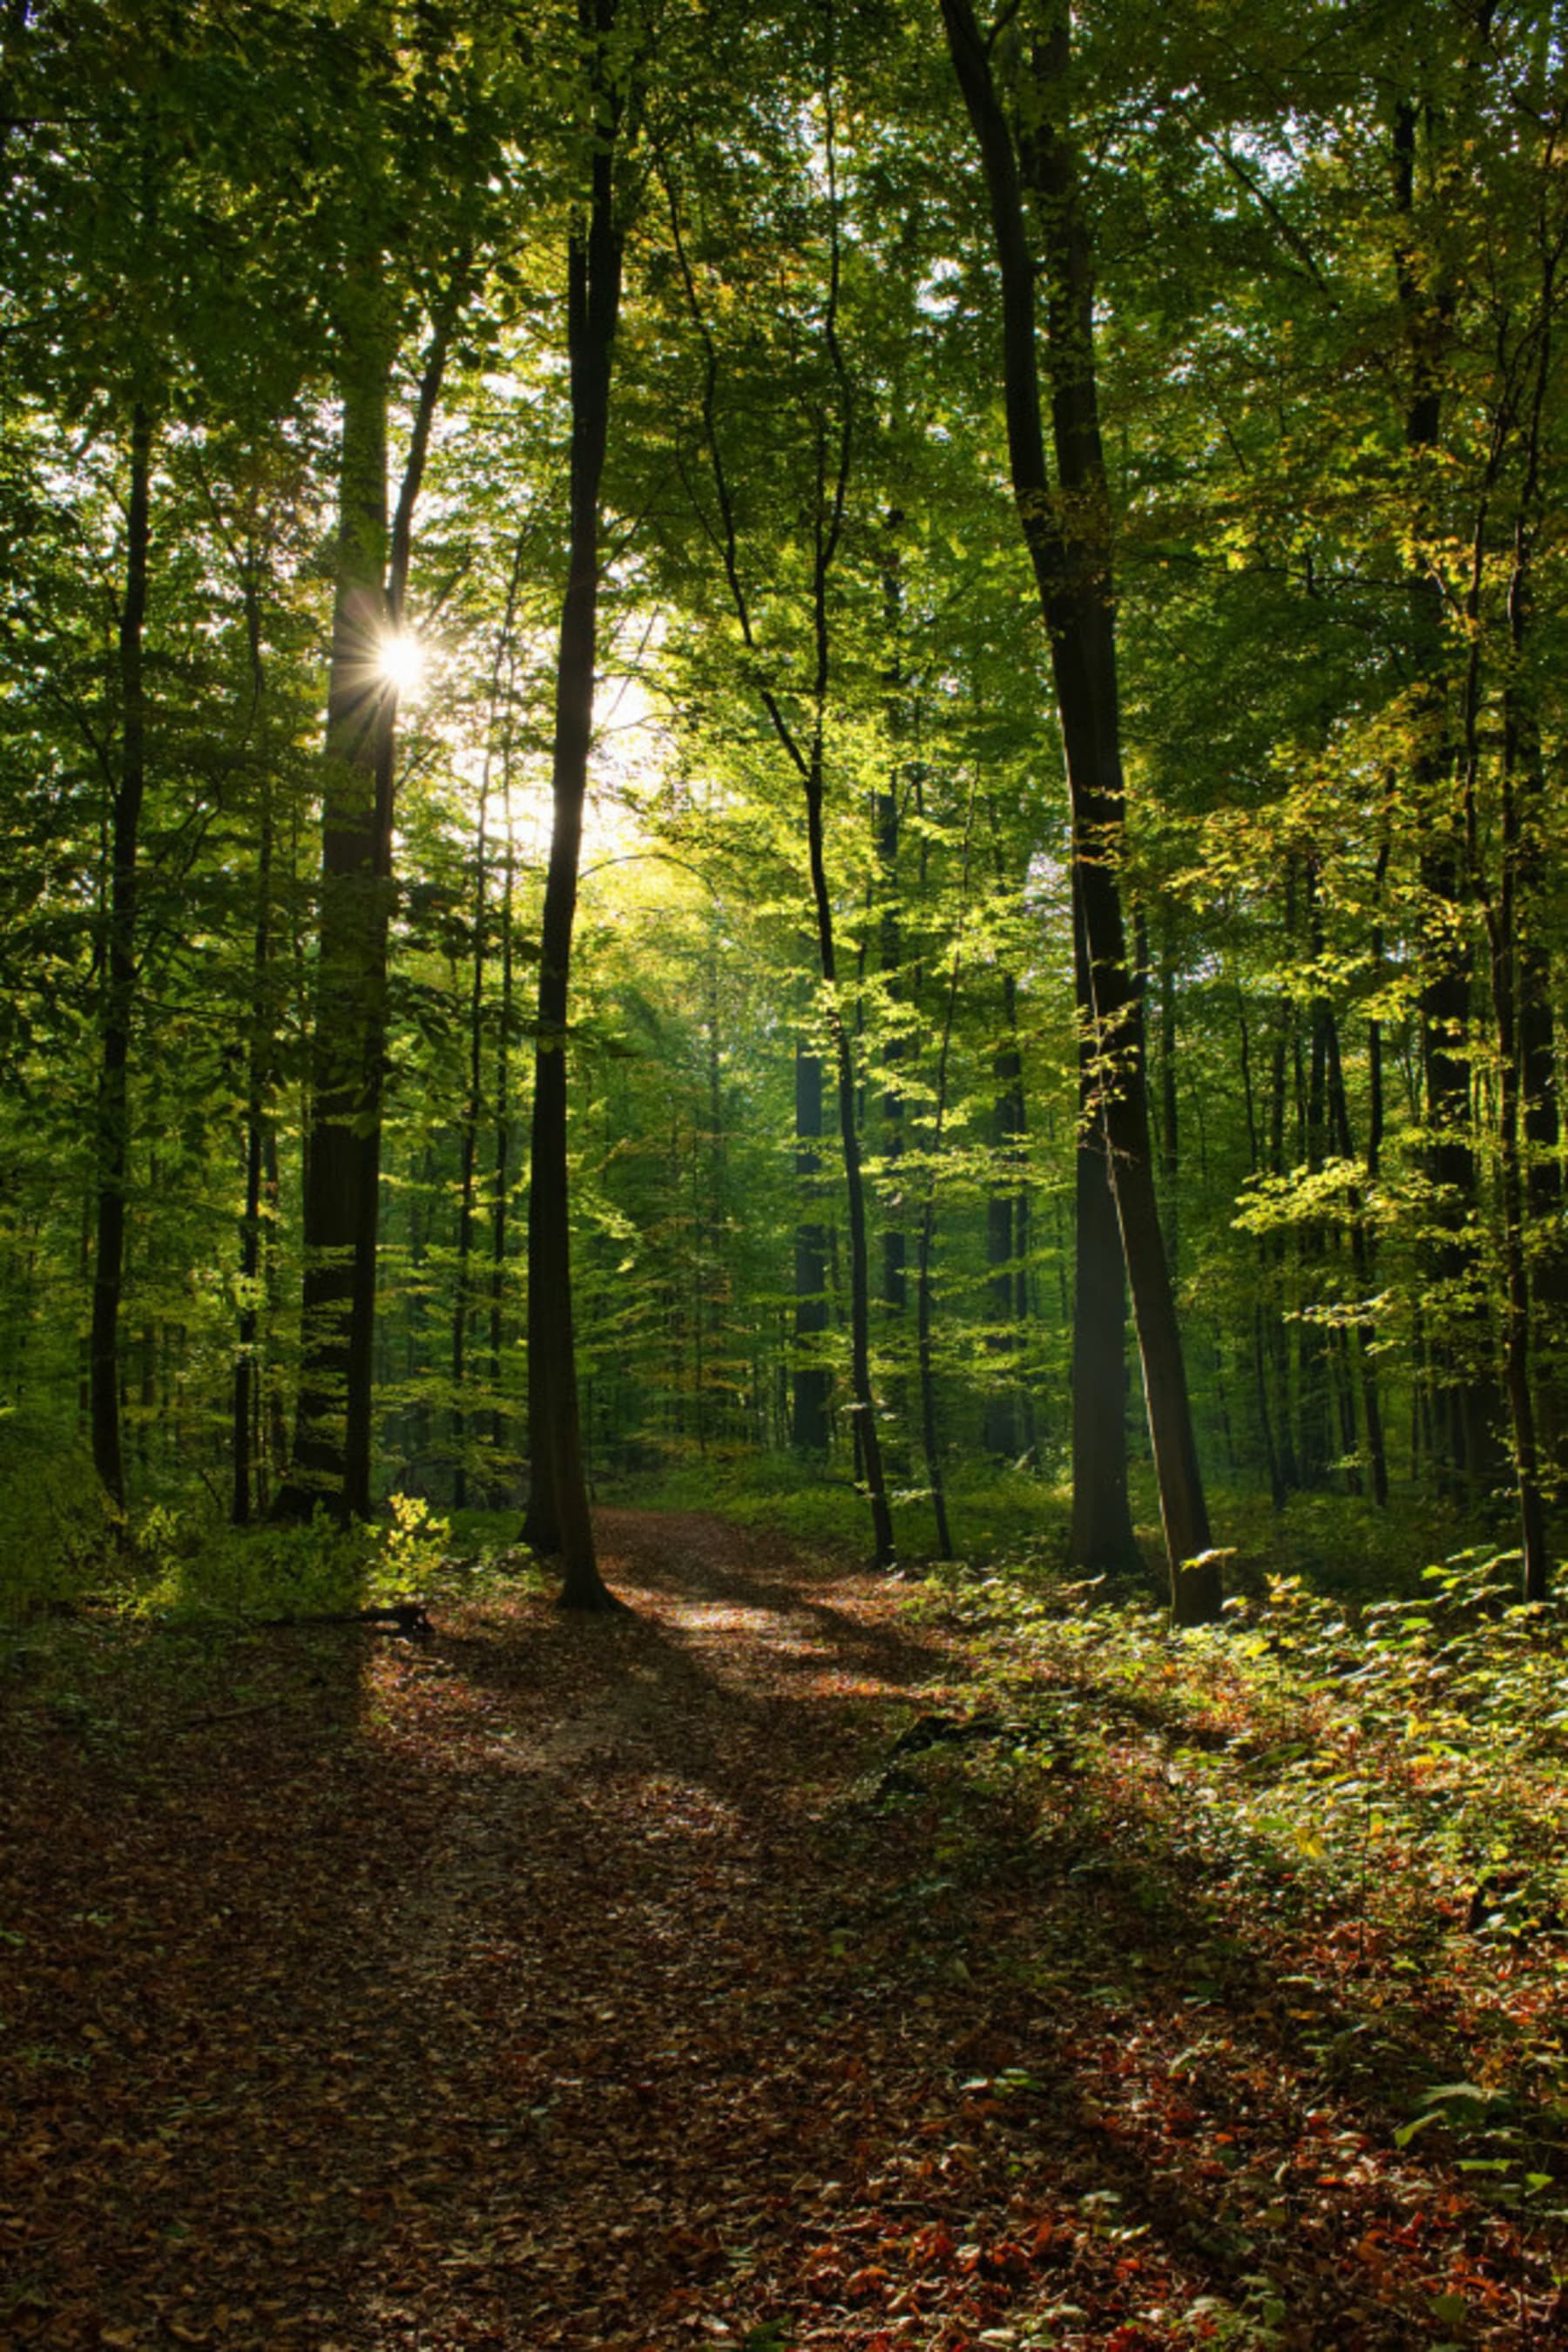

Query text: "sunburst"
[378, 633, 425, 698]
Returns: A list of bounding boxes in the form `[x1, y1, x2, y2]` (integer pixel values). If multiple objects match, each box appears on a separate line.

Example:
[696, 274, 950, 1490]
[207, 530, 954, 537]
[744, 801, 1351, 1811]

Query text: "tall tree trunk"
[792, 1037, 831, 1452]
[1236, 987, 1286, 1509]
[233, 761, 275, 1524]
[1324, 1017, 1390, 1506]
[521, 0, 623, 1609]
[1070, 929, 1141, 1570]
[1394, 93, 1499, 1499]
[878, 803, 907, 1318]
[451, 765, 487, 1512]
[489, 744, 517, 1484]
[878, 524, 909, 1354]
[90, 402, 153, 1513]
[1505, 216, 1565, 1510]
[942, 0, 1218, 1620]
[273, 321, 397, 1523]
[1158, 912, 1179, 1279]
[453, 546, 523, 1509]
[262, 1123, 289, 1486]
[706, 943, 727, 1440]
[1513, 689, 1565, 1490]
[983, 973, 1031, 1460]
[1297, 869, 1334, 1489]
[274, 260, 454, 1524]
[1462, 475, 1551, 1597]
[231, 540, 275, 1525]
[912, 795, 975, 1564]
[804, 780, 897, 1567]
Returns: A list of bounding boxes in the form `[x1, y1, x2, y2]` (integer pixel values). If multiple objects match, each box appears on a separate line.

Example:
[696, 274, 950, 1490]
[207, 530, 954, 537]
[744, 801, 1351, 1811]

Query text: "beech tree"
[520, 0, 630, 1608]
[940, 0, 1220, 1621]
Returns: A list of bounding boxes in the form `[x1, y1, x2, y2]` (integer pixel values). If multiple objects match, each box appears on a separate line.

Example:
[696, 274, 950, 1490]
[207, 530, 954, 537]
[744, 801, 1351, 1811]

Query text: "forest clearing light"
[379, 632, 425, 697]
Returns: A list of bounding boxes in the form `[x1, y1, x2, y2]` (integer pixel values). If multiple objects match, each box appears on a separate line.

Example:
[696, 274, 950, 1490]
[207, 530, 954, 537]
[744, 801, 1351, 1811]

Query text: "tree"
[939, 0, 1220, 1621]
[273, 0, 517, 1522]
[655, 6, 900, 1567]
[521, 0, 630, 1609]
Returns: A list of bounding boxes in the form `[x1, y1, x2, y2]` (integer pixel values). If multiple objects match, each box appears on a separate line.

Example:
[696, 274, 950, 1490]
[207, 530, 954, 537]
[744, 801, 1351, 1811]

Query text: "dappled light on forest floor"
[3, 1511, 1563, 2349]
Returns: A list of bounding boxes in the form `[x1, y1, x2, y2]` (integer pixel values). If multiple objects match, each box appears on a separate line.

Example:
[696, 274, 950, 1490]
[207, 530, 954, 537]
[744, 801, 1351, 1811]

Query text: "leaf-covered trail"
[2, 1511, 1558, 2349]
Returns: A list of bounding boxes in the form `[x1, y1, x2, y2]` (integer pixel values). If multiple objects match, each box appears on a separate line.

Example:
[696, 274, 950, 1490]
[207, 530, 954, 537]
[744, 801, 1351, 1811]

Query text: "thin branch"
[659, 145, 810, 781]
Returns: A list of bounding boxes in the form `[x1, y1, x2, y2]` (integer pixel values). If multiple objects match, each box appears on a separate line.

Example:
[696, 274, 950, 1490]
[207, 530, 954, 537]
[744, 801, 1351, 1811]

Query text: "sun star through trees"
[378, 632, 424, 698]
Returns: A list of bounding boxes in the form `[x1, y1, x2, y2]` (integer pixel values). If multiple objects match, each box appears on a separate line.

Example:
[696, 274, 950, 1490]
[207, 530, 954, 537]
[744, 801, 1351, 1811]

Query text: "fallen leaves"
[1, 1511, 1563, 2347]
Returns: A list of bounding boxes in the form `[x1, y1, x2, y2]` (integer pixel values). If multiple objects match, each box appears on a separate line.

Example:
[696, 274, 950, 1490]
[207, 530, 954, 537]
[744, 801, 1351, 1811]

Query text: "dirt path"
[1, 1512, 1556, 2349]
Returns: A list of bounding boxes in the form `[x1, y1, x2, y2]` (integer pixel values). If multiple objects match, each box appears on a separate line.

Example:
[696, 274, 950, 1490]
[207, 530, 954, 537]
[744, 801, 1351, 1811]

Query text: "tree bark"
[451, 768, 488, 1512]
[90, 402, 154, 1513]
[792, 1038, 831, 1452]
[1513, 686, 1565, 1487]
[273, 319, 396, 1523]
[1504, 203, 1565, 1516]
[273, 258, 454, 1525]
[1461, 478, 1551, 1598]
[489, 719, 518, 1484]
[233, 742, 275, 1524]
[1324, 1016, 1390, 1506]
[878, 527, 909, 1324]
[941, 0, 1218, 1619]
[804, 774, 897, 1567]
[1070, 932, 1141, 1571]
[452, 545, 524, 1509]
[914, 805, 975, 1565]
[1158, 913, 1179, 1279]
[983, 973, 1031, 1460]
[662, 67, 895, 1569]
[521, 0, 624, 1609]
[1393, 92, 1500, 1498]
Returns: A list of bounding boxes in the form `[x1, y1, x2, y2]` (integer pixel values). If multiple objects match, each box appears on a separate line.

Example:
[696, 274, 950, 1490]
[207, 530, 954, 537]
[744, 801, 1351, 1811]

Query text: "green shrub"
[0, 1411, 118, 1625]
[121, 1493, 454, 1625]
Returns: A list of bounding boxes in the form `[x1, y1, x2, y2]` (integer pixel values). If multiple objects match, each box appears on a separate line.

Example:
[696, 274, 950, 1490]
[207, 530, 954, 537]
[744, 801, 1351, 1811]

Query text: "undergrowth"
[606, 1448, 1499, 1605]
[605, 1449, 1086, 1565]
[902, 1544, 1568, 2237]
[1, 1490, 546, 1642]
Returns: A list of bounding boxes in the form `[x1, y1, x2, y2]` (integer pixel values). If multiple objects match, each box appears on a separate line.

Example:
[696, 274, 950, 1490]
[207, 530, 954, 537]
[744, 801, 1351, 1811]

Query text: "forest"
[2, 0, 1567, 1609]
[3, 0, 1568, 2346]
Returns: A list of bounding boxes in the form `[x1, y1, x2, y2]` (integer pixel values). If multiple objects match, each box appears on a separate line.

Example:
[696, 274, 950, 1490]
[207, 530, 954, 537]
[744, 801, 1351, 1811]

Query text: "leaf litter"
[2, 1508, 1563, 2349]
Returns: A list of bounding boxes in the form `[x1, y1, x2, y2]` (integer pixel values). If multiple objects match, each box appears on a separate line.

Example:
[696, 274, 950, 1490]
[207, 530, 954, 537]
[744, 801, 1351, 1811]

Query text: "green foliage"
[607, 1449, 1078, 1567]
[0, 1412, 118, 1625]
[909, 1538, 1568, 2207]
[112, 1494, 455, 1625]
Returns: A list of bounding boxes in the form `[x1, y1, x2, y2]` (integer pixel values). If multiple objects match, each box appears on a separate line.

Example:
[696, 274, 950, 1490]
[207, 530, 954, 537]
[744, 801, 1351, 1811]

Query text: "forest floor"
[2, 1508, 1564, 2350]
